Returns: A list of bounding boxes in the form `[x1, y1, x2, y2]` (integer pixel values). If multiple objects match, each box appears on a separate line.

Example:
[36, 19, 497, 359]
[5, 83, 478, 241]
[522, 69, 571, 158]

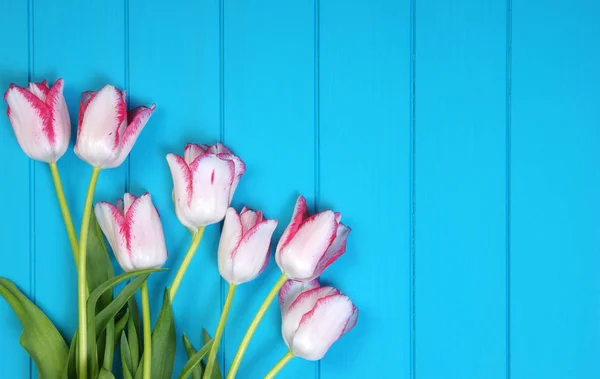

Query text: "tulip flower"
[94, 192, 167, 271]
[166, 142, 246, 302]
[95, 193, 166, 379]
[218, 206, 278, 285]
[227, 196, 352, 379]
[4, 79, 70, 163]
[276, 195, 351, 281]
[74, 84, 155, 169]
[279, 282, 358, 361]
[166, 142, 246, 230]
[205, 206, 277, 378]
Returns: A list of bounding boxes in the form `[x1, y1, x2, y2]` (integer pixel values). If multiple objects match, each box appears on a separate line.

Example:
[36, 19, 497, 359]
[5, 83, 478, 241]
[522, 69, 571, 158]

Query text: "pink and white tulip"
[94, 193, 167, 272]
[166, 143, 245, 229]
[4, 79, 70, 163]
[280, 280, 358, 361]
[74, 84, 155, 168]
[218, 206, 278, 285]
[276, 196, 350, 281]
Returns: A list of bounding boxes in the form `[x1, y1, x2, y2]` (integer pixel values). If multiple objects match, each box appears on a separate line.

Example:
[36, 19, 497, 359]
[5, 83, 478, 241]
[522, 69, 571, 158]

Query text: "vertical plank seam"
[27, 0, 35, 377]
[409, 0, 416, 377]
[505, 0, 512, 377]
[124, 0, 130, 192]
[219, 0, 226, 373]
[313, 0, 321, 377]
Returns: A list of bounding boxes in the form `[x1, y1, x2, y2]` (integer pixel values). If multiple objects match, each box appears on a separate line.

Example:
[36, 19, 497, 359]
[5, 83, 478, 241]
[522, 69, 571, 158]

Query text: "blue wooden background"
[1, 0, 599, 378]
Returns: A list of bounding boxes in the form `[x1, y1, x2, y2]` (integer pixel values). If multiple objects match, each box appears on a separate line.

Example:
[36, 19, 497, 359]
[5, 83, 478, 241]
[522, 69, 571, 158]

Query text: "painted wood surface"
[1, 0, 599, 378]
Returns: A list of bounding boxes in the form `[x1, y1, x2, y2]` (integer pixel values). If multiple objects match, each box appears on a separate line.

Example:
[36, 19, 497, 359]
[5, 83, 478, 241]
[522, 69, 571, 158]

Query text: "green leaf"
[151, 289, 176, 379]
[202, 329, 222, 379]
[121, 332, 134, 377]
[178, 339, 214, 379]
[0, 277, 68, 379]
[128, 313, 140, 371]
[98, 368, 116, 379]
[129, 296, 142, 343]
[96, 326, 108, 374]
[89, 269, 163, 332]
[87, 269, 164, 378]
[182, 334, 203, 379]
[114, 308, 130, 348]
[63, 333, 77, 379]
[103, 319, 115, 371]
[86, 211, 114, 310]
[134, 358, 144, 379]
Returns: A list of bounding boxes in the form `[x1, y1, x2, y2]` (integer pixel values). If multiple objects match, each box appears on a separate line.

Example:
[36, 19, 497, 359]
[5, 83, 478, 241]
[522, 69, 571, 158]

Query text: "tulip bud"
[218, 206, 277, 285]
[280, 280, 358, 361]
[74, 84, 155, 168]
[4, 79, 70, 163]
[166, 143, 245, 229]
[276, 196, 350, 281]
[94, 193, 167, 272]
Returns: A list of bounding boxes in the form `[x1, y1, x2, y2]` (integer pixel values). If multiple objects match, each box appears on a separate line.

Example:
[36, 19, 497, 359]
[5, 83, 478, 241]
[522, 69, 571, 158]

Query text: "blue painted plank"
[319, 0, 412, 378]
[32, 0, 126, 349]
[221, 1, 316, 378]
[0, 2, 33, 378]
[510, 1, 600, 378]
[128, 0, 222, 375]
[414, 0, 508, 378]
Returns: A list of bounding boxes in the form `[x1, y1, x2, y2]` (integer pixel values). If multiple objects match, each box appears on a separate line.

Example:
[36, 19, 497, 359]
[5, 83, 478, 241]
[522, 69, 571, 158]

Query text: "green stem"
[204, 284, 236, 379]
[168, 227, 205, 300]
[141, 281, 152, 379]
[263, 351, 294, 379]
[227, 273, 288, 379]
[78, 166, 101, 379]
[49, 162, 80, 266]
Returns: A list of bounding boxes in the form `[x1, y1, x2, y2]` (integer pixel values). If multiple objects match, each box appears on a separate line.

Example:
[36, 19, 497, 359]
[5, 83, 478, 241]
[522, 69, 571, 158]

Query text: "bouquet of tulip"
[1, 79, 358, 379]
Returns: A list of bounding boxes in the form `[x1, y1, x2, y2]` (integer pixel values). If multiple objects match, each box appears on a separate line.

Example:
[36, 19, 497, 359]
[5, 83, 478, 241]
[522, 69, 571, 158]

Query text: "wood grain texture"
[0, 2, 32, 378]
[221, 0, 316, 378]
[414, 0, 508, 378]
[510, 1, 600, 378]
[319, 0, 412, 378]
[128, 0, 222, 375]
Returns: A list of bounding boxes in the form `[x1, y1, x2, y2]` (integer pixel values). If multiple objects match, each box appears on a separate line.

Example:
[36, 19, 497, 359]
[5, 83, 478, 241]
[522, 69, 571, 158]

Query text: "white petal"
[46, 79, 71, 161]
[123, 193, 137, 214]
[278, 211, 337, 280]
[127, 194, 168, 270]
[110, 105, 155, 168]
[166, 154, 197, 230]
[313, 223, 350, 278]
[188, 154, 235, 226]
[239, 209, 259, 233]
[184, 143, 206, 165]
[281, 286, 338, 348]
[218, 208, 242, 283]
[275, 196, 309, 266]
[291, 294, 355, 361]
[229, 219, 277, 284]
[94, 202, 133, 271]
[279, 279, 320, 314]
[28, 81, 48, 101]
[75, 85, 126, 168]
[228, 155, 246, 203]
[4, 84, 54, 162]
[209, 142, 233, 154]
